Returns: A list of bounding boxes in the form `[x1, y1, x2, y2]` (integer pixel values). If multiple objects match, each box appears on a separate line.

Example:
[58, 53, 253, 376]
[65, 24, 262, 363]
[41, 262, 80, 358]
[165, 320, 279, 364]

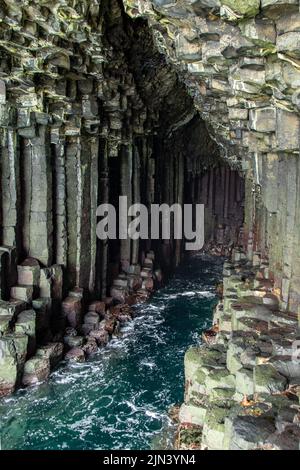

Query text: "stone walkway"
[178, 250, 300, 450]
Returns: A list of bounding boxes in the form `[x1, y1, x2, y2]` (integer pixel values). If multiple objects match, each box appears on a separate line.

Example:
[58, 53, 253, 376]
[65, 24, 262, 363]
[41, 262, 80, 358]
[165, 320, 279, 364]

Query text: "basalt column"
[0, 0, 247, 299]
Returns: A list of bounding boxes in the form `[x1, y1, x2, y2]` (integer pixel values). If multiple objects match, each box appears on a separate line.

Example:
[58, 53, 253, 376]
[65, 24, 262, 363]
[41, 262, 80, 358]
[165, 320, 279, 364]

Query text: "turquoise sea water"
[0, 254, 222, 450]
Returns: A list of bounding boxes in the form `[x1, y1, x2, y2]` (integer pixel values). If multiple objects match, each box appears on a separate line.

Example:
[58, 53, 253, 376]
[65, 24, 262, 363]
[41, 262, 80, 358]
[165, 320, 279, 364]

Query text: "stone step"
[84, 311, 100, 326]
[140, 267, 152, 279]
[112, 276, 128, 288]
[17, 258, 40, 286]
[39, 265, 63, 298]
[88, 301, 105, 316]
[143, 257, 153, 268]
[254, 363, 288, 395]
[32, 298, 51, 334]
[110, 286, 126, 304]
[62, 296, 82, 328]
[0, 299, 27, 319]
[22, 356, 50, 387]
[10, 285, 34, 303]
[36, 342, 63, 369]
[64, 335, 84, 349]
[14, 309, 36, 356]
[68, 287, 84, 299]
[127, 264, 141, 275]
[146, 251, 155, 261]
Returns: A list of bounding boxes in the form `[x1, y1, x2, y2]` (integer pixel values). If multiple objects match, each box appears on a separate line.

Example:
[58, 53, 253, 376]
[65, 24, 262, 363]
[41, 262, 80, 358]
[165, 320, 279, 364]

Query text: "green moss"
[180, 426, 202, 447]
[221, 0, 260, 17]
[209, 387, 235, 401]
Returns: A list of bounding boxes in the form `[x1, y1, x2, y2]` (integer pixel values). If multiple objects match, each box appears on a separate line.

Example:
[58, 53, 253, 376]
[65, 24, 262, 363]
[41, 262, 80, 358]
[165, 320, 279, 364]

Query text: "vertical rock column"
[66, 136, 81, 288]
[52, 137, 68, 267]
[89, 136, 100, 294]
[131, 142, 141, 266]
[175, 151, 184, 266]
[29, 126, 53, 266]
[289, 156, 300, 317]
[97, 139, 109, 298]
[0, 129, 19, 248]
[120, 143, 132, 273]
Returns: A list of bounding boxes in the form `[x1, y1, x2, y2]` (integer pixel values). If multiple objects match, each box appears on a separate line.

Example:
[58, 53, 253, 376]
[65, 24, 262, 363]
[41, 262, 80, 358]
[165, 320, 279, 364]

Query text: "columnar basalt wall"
[0, 0, 152, 295]
[123, 0, 300, 314]
[0, 4, 299, 450]
[0, 0, 242, 397]
[119, 1, 300, 450]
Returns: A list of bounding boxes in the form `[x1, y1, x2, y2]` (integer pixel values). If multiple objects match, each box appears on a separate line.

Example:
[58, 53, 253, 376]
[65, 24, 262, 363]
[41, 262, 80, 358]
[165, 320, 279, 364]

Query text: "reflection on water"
[0, 254, 222, 450]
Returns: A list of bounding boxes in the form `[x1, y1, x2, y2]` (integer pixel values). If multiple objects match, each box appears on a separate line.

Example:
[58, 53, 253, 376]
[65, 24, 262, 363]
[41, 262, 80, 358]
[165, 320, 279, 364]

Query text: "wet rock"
[65, 327, 77, 337]
[81, 323, 95, 336]
[9, 333, 28, 383]
[82, 338, 98, 356]
[127, 274, 142, 291]
[105, 317, 117, 335]
[89, 328, 109, 347]
[15, 310, 36, 356]
[110, 286, 126, 304]
[142, 277, 154, 291]
[88, 301, 105, 316]
[0, 336, 18, 396]
[65, 347, 85, 363]
[68, 288, 84, 299]
[36, 342, 63, 368]
[62, 296, 82, 329]
[64, 335, 84, 349]
[84, 311, 100, 326]
[22, 356, 50, 387]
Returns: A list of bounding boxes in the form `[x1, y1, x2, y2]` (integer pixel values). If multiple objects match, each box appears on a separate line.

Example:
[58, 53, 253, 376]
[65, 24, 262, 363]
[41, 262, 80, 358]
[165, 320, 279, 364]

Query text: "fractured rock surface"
[178, 254, 300, 450]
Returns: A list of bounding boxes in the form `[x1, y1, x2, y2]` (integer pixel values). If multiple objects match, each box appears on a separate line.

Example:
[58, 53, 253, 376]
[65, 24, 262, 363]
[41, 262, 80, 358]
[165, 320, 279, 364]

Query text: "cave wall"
[2, 0, 246, 396]
[1, 0, 299, 312]
[123, 0, 300, 313]
[0, 0, 231, 303]
[0, 0, 173, 298]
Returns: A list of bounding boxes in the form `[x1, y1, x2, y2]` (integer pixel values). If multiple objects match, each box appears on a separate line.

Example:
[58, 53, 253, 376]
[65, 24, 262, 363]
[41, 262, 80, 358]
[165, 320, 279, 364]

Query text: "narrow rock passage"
[0, 255, 222, 450]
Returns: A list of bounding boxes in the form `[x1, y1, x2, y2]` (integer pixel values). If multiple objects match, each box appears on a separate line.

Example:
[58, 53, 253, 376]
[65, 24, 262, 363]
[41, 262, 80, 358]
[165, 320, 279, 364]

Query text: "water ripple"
[0, 254, 223, 450]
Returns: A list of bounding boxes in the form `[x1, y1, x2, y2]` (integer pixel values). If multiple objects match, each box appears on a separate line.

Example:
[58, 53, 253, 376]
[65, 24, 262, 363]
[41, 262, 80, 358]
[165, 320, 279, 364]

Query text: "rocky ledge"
[0, 251, 159, 397]
[178, 250, 300, 450]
